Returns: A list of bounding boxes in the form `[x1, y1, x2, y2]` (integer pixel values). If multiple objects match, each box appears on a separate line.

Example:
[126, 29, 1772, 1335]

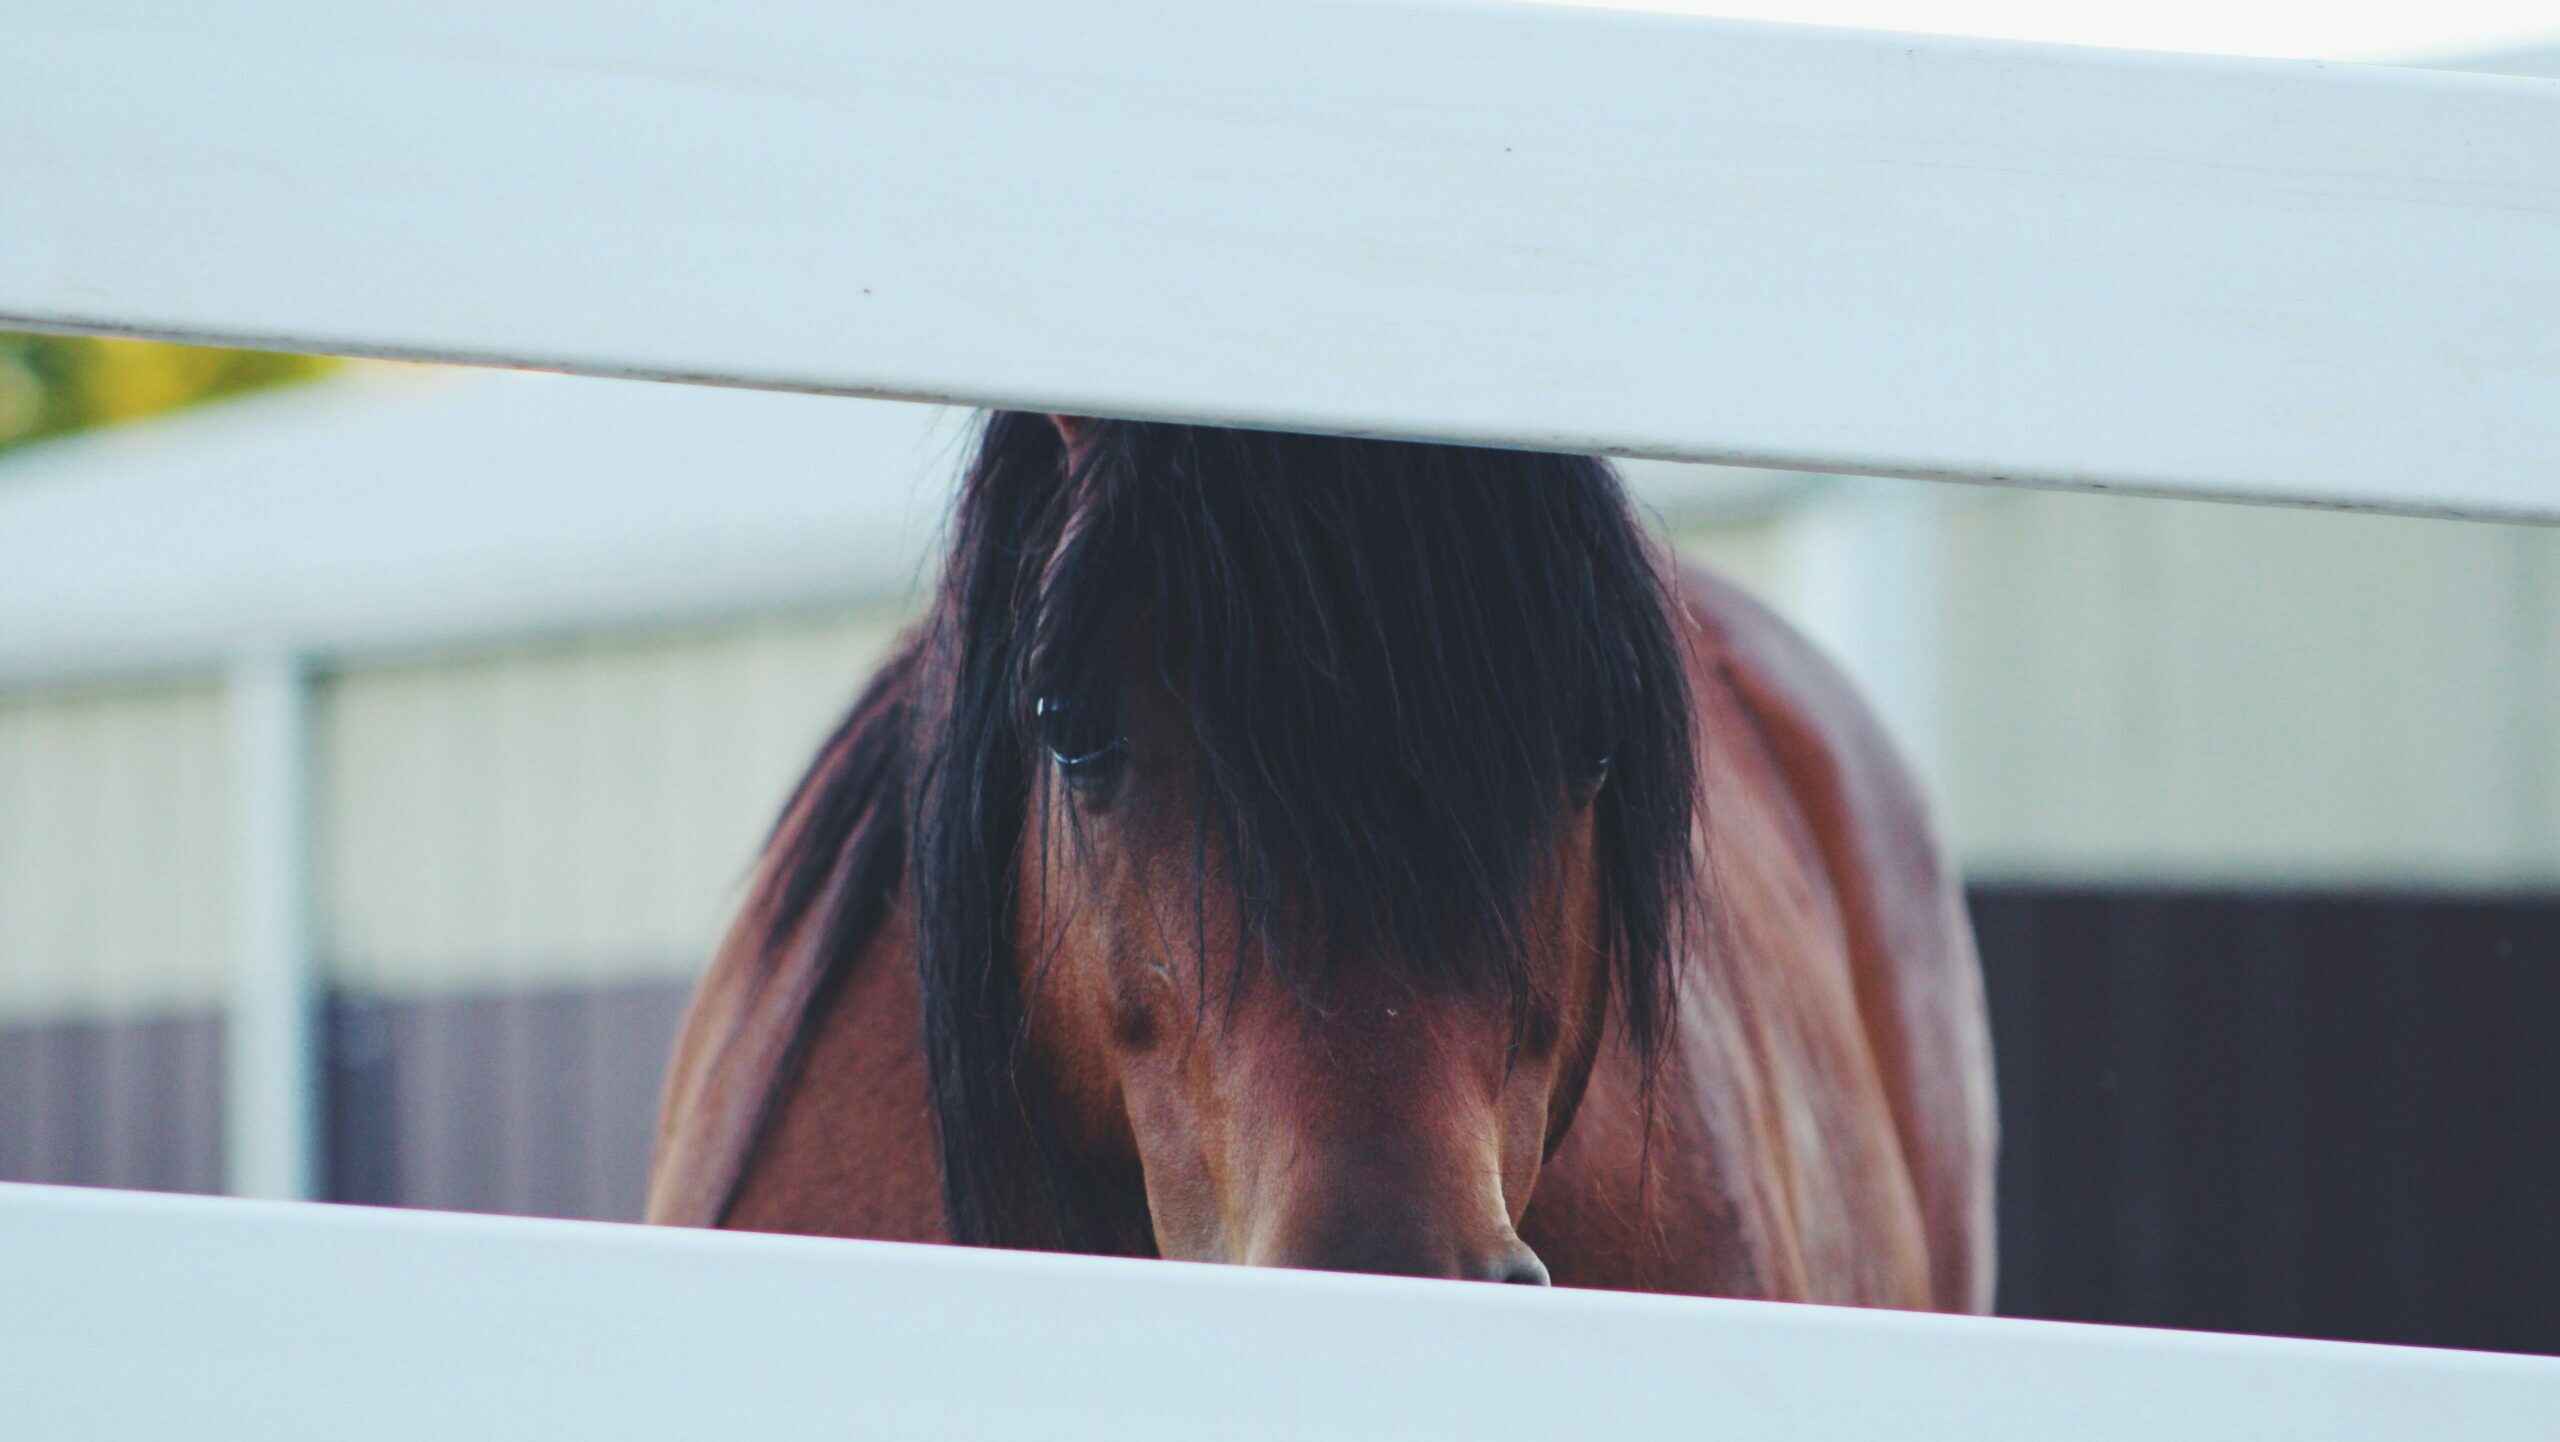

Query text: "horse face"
[1017, 663, 1611, 1285]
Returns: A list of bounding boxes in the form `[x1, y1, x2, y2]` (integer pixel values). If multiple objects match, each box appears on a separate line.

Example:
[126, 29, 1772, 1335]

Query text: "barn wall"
[323, 981, 689, 1221]
[1976, 885, 2560, 1357]
[0, 680, 230, 1192]
[308, 611, 902, 1216]
[1670, 512, 1792, 606]
[1935, 488, 2560, 888]
[0, 1012, 223, 1194]
[315, 611, 903, 996]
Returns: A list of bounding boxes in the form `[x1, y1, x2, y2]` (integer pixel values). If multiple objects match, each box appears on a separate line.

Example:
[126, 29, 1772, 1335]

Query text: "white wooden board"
[3, 2, 2558, 519]
[3, 1184, 2554, 1440]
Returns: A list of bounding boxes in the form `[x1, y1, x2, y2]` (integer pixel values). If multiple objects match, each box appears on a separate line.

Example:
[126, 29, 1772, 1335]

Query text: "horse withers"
[647, 415, 1994, 1309]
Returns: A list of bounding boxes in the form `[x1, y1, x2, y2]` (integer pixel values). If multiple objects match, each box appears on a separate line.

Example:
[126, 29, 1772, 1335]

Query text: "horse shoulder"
[1676, 564, 1999, 1314]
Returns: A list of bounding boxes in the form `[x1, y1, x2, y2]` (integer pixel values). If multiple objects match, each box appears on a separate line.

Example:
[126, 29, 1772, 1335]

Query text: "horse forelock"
[903, 411, 1700, 1251]
[1051, 423, 1693, 990]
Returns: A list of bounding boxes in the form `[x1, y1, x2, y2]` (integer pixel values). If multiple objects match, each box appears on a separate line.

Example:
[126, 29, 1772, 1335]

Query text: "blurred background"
[3, 32, 2556, 1363]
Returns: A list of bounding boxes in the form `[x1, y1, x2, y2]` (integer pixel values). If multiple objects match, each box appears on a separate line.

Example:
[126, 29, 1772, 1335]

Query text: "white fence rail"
[4, 1, 2559, 520]
[4, 1183, 2554, 1441]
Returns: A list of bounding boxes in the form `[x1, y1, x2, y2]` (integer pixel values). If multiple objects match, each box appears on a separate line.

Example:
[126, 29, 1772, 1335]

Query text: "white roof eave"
[0, 371, 1813, 688]
[0, 372, 974, 685]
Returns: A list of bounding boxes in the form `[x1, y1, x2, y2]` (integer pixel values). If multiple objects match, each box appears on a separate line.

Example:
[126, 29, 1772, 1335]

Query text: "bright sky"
[1568, 0, 2560, 65]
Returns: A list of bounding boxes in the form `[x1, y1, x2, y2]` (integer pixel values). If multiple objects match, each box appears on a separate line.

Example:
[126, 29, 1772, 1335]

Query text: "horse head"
[907, 413, 1697, 1282]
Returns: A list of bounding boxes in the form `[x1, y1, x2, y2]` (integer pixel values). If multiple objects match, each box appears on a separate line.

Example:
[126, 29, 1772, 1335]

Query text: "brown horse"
[648, 414, 1994, 1308]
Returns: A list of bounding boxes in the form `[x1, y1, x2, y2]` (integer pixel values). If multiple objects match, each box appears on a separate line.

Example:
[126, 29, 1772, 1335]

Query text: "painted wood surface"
[3, 3, 2557, 517]
[5, 1181, 2556, 1440]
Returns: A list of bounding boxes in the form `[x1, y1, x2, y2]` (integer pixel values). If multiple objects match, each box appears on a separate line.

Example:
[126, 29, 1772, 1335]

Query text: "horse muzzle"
[1244, 1208, 1551, 1286]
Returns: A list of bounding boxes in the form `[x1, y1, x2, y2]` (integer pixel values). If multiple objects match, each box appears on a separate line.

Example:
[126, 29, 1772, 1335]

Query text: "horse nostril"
[1485, 1245, 1552, 1287]
[1250, 1214, 1553, 1285]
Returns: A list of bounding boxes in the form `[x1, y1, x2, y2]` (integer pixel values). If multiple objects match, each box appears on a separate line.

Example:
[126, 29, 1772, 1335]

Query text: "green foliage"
[0, 332, 337, 457]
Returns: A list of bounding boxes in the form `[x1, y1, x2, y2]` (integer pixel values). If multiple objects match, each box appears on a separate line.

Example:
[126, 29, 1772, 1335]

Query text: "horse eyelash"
[1032, 695, 1128, 774]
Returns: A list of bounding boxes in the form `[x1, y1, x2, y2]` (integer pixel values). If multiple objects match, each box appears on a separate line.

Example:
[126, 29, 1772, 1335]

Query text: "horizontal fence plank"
[4, 1184, 2554, 1440]
[3, 3, 2558, 520]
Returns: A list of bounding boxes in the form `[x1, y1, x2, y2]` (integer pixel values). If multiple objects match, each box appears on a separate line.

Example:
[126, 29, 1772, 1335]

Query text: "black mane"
[738, 413, 1698, 1252]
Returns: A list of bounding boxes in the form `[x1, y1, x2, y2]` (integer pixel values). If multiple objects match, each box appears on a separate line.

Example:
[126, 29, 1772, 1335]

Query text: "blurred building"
[0, 374, 944, 1216]
[3, 366, 2554, 1356]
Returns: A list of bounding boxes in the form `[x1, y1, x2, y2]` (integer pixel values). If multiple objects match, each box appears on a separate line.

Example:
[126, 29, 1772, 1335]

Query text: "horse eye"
[1578, 753, 1613, 796]
[1033, 695, 1127, 784]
